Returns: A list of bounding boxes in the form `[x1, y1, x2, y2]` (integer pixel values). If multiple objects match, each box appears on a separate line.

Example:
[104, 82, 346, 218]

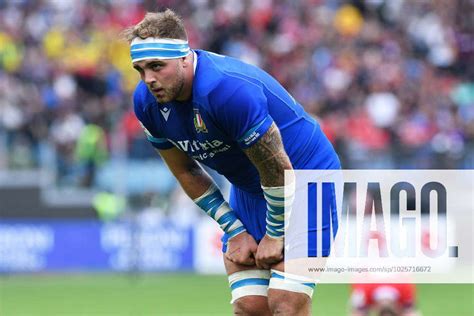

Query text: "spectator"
[0, 0, 471, 186]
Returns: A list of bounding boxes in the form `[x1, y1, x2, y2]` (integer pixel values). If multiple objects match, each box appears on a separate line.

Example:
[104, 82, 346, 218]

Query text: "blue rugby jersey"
[134, 50, 339, 193]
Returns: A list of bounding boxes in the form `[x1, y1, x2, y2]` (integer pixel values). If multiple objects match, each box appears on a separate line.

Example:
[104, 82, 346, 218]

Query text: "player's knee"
[268, 289, 311, 316]
[233, 296, 270, 316]
[267, 270, 313, 315]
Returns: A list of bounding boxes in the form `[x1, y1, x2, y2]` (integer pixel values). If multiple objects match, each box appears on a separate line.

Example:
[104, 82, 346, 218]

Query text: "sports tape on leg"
[269, 269, 316, 298]
[228, 270, 271, 304]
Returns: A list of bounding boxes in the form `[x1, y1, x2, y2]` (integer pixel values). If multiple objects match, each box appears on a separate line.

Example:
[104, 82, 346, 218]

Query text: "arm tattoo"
[243, 123, 292, 187]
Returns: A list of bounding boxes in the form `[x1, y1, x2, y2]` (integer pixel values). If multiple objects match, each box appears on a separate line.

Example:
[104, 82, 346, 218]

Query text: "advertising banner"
[193, 217, 226, 274]
[0, 219, 193, 272]
[285, 170, 474, 283]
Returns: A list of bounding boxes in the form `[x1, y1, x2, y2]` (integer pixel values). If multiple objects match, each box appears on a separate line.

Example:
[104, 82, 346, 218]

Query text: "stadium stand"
[0, 0, 472, 217]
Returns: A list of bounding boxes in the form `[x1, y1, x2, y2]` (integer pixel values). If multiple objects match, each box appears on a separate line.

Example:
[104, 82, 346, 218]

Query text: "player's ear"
[181, 54, 192, 68]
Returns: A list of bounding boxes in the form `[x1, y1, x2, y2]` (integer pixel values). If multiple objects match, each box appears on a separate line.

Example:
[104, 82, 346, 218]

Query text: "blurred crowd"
[0, 0, 472, 189]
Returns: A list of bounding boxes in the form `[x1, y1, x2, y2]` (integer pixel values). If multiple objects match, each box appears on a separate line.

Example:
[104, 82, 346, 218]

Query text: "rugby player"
[124, 9, 340, 315]
[350, 283, 420, 316]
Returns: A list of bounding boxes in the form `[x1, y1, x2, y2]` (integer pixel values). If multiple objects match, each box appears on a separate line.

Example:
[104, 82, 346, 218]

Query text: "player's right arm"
[157, 146, 213, 199]
[157, 146, 257, 265]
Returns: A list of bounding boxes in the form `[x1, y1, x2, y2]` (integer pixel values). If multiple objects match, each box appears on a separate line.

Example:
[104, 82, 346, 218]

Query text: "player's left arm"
[243, 121, 293, 269]
[214, 81, 293, 268]
[244, 122, 292, 187]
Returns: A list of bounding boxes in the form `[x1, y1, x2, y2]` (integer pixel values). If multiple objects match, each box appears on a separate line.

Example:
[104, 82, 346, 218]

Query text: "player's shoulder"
[195, 50, 261, 106]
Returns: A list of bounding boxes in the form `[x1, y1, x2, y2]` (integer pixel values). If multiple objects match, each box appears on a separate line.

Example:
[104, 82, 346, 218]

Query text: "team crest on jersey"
[193, 109, 208, 133]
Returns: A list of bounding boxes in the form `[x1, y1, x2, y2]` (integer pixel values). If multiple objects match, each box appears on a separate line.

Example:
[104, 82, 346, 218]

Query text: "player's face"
[133, 58, 185, 103]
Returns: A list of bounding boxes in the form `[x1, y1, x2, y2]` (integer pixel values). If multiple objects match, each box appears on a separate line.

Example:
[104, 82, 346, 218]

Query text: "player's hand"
[225, 231, 258, 266]
[255, 234, 284, 269]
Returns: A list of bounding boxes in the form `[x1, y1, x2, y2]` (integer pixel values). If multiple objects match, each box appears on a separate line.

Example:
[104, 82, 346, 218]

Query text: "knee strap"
[228, 270, 271, 304]
[268, 270, 316, 298]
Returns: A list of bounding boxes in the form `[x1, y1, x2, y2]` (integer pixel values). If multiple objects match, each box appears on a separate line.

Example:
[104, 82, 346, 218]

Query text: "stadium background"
[0, 0, 472, 315]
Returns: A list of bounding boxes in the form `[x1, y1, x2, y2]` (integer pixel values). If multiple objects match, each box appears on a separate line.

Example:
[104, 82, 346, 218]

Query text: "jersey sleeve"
[133, 83, 174, 150]
[214, 81, 273, 149]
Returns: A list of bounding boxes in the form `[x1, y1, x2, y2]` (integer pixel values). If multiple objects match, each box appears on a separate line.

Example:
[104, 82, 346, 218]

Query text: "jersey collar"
[192, 50, 198, 73]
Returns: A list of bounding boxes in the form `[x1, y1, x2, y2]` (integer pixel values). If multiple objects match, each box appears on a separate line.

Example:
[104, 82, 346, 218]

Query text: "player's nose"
[143, 69, 157, 85]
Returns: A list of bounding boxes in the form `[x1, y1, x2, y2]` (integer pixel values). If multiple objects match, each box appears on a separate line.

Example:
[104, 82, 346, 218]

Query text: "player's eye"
[151, 64, 162, 71]
[133, 67, 143, 74]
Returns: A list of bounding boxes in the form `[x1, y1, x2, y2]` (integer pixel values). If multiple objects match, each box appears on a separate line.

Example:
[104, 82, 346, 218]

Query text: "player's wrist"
[262, 185, 291, 240]
[265, 232, 284, 240]
[227, 225, 247, 240]
[194, 183, 245, 236]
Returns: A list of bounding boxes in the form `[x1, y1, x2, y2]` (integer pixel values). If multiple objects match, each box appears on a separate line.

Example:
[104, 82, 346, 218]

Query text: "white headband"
[130, 37, 190, 62]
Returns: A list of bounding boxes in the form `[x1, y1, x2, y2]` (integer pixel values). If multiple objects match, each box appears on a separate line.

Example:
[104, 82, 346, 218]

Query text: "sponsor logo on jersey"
[168, 138, 231, 161]
[193, 109, 208, 133]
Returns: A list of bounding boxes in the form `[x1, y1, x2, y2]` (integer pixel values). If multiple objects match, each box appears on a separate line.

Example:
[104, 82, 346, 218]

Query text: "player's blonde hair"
[122, 9, 187, 43]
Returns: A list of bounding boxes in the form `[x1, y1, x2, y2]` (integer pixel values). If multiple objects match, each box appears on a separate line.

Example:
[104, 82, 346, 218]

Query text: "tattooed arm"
[243, 122, 293, 268]
[243, 122, 292, 187]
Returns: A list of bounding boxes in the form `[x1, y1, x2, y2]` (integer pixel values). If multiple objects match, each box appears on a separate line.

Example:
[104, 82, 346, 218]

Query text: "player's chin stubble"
[155, 68, 185, 103]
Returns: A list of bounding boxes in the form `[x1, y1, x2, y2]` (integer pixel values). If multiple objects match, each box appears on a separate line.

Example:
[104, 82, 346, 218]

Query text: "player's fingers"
[270, 253, 283, 263]
[245, 247, 257, 265]
[242, 256, 255, 266]
[228, 249, 254, 266]
[256, 256, 270, 270]
[250, 250, 258, 262]
[225, 250, 240, 263]
[224, 252, 234, 263]
[260, 254, 281, 267]
[250, 243, 258, 254]
[260, 261, 270, 270]
[235, 252, 250, 266]
[254, 255, 264, 269]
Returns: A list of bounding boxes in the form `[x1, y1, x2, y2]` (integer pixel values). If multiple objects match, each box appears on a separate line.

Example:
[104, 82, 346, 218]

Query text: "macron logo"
[160, 107, 171, 121]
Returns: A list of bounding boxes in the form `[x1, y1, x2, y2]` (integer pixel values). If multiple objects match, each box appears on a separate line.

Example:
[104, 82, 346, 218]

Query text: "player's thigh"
[267, 261, 314, 316]
[224, 254, 272, 316]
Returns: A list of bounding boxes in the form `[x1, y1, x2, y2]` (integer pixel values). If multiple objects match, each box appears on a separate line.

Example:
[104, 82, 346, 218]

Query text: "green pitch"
[0, 274, 472, 315]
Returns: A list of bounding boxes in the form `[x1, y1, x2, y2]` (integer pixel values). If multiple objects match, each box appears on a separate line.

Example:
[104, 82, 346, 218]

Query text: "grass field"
[0, 274, 472, 315]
